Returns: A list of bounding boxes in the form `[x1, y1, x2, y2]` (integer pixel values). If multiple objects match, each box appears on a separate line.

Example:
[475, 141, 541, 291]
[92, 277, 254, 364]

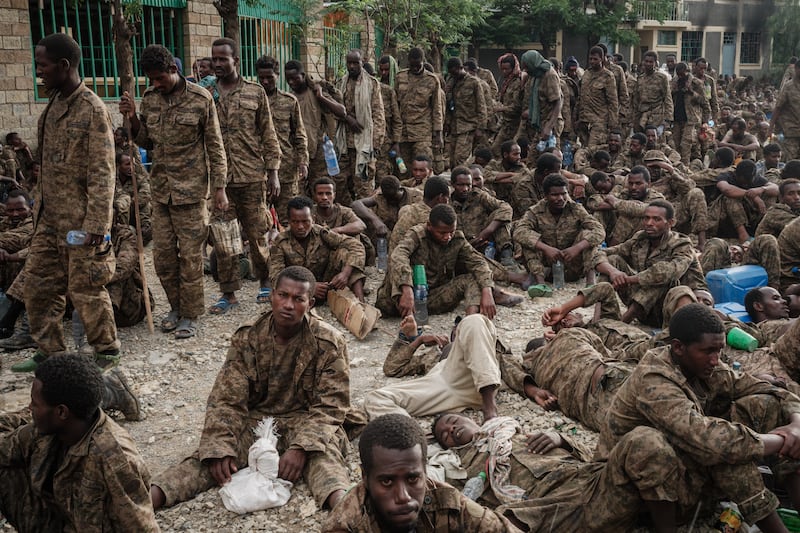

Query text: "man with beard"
[603, 166, 665, 246]
[322, 414, 518, 532]
[719, 117, 760, 162]
[351, 175, 422, 246]
[334, 49, 385, 205]
[593, 200, 705, 326]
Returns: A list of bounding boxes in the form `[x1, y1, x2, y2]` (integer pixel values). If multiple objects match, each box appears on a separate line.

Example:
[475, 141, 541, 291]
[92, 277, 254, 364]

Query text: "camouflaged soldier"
[16, 33, 119, 373]
[151, 266, 354, 512]
[0, 190, 33, 292]
[593, 200, 705, 326]
[576, 46, 619, 148]
[514, 174, 605, 285]
[207, 39, 282, 314]
[323, 414, 520, 533]
[434, 414, 693, 532]
[395, 48, 444, 171]
[120, 44, 228, 340]
[694, 58, 719, 121]
[771, 61, 800, 160]
[492, 53, 524, 157]
[0, 144, 18, 180]
[509, 152, 561, 218]
[376, 204, 497, 319]
[0, 354, 157, 532]
[270, 195, 366, 302]
[114, 152, 152, 244]
[701, 235, 781, 290]
[450, 166, 513, 259]
[335, 50, 385, 204]
[632, 51, 673, 133]
[596, 304, 800, 530]
[779, 216, 800, 290]
[709, 159, 778, 243]
[485, 141, 531, 203]
[670, 62, 711, 164]
[598, 45, 630, 132]
[604, 165, 665, 246]
[756, 178, 800, 238]
[517, 51, 563, 161]
[107, 223, 153, 328]
[256, 56, 309, 226]
[351, 175, 422, 245]
[445, 58, 488, 167]
[376, 56, 403, 180]
[311, 177, 374, 266]
[388, 175, 450, 253]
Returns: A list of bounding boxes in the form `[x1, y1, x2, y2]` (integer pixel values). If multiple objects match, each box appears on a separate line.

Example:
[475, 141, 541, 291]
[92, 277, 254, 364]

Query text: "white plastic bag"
[219, 417, 293, 514]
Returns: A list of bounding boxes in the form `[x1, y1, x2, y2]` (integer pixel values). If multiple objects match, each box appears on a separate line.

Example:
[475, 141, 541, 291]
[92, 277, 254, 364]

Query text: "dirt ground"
[1, 250, 721, 532]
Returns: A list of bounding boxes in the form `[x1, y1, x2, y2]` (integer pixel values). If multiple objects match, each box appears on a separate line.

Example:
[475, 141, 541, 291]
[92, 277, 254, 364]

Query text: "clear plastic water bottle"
[536, 139, 546, 152]
[376, 237, 388, 272]
[547, 133, 557, 148]
[322, 134, 340, 176]
[395, 156, 407, 174]
[462, 471, 486, 500]
[412, 265, 429, 326]
[484, 241, 496, 260]
[562, 139, 573, 168]
[66, 230, 110, 246]
[552, 260, 565, 289]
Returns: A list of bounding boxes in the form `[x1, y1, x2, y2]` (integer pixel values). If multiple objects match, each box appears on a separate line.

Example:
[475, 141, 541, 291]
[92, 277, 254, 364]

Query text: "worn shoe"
[102, 368, 141, 421]
[0, 331, 36, 351]
[11, 351, 48, 373]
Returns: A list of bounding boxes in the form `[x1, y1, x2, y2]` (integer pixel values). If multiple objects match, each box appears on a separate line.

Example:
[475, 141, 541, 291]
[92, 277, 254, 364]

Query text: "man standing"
[208, 38, 282, 313]
[693, 57, 719, 122]
[335, 49, 385, 205]
[119, 44, 228, 339]
[518, 50, 563, 160]
[151, 266, 353, 512]
[376, 55, 403, 179]
[394, 48, 444, 172]
[632, 51, 673, 133]
[256, 55, 308, 227]
[576, 46, 618, 148]
[445, 57, 488, 167]
[492, 53, 524, 157]
[671, 62, 711, 164]
[14, 33, 119, 372]
[771, 59, 800, 160]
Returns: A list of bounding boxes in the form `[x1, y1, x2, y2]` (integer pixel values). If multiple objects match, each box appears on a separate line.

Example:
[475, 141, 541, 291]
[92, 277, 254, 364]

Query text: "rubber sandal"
[174, 318, 197, 339]
[256, 287, 271, 304]
[161, 310, 180, 332]
[527, 284, 554, 298]
[209, 297, 238, 315]
[94, 350, 121, 370]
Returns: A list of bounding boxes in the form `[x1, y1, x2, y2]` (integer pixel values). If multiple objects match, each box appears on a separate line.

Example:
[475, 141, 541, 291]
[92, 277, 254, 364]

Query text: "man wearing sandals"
[207, 38, 282, 316]
[120, 44, 228, 339]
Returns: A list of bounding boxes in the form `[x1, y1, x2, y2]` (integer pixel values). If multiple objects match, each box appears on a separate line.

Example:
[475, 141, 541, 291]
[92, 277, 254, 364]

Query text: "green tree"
[769, 0, 800, 63]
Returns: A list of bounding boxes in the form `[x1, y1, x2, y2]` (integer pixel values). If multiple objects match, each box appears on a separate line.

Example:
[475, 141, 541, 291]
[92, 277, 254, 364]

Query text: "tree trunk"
[214, 0, 240, 44]
[112, 0, 136, 98]
[429, 42, 443, 73]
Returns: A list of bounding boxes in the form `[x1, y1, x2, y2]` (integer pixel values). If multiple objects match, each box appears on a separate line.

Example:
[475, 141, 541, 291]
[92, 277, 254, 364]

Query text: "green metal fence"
[323, 27, 361, 81]
[236, 2, 301, 89]
[29, 0, 186, 100]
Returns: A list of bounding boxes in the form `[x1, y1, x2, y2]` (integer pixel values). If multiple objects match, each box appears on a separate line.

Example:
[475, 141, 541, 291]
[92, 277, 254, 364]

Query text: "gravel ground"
[1, 250, 725, 532]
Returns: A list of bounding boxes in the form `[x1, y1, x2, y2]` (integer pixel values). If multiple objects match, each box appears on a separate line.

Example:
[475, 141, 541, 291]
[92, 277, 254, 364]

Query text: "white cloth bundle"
[219, 417, 293, 514]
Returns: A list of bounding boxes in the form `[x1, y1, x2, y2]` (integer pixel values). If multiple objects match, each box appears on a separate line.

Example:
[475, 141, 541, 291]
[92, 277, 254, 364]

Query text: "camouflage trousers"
[274, 162, 300, 227]
[212, 182, 271, 292]
[576, 121, 609, 150]
[374, 273, 484, 318]
[772, 318, 800, 384]
[671, 121, 697, 165]
[709, 195, 763, 236]
[601, 254, 672, 327]
[364, 314, 501, 419]
[107, 269, 153, 328]
[780, 218, 800, 291]
[306, 142, 328, 196]
[700, 235, 781, 288]
[375, 142, 398, 180]
[24, 229, 119, 354]
[400, 140, 433, 172]
[498, 426, 684, 531]
[491, 119, 522, 158]
[521, 241, 594, 282]
[152, 201, 208, 319]
[152, 414, 351, 509]
[671, 187, 709, 236]
[780, 136, 800, 161]
[336, 148, 377, 206]
[446, 131, 476, 168]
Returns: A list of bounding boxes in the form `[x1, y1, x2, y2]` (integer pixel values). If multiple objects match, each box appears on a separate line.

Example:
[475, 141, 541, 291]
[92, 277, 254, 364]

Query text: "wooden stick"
[125, 117, 154, 334]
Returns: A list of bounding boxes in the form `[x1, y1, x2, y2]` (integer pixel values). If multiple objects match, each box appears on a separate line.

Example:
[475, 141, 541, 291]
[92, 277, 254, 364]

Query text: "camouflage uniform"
[514, 199, 605, 281]
[649, 165, 709, 237]
[576, 68, 618, 148]
[389, 201, 431, 253]
[670, 73, 711, 163]
[0, 146, 18, 179]
[0, 410, 158, 532]
[596, 346, 800, 525]
[312, 203, 375, 266]
[363, 186, 422, 244]
[107, 224, 152, 327]
[136, 80, 227, 319]
[508, 171, 543, 218]
[451, 422, 679, 532]
[593, 229, 705, 327]
[213, 77, 281, 293]
[267, 87, 308, 225]
[756, 202, 800, 238]
[337, 72, 385, 204]
[632, 69, 673, 131]
[517, 69, 563, 159]
[0, 213, 32, 291]
[492, 74, 524, 156]
[114, 172, 152, 243]
[607, 62, 631, 130]
[322, 478, 520, 533]
[395, 68, 444, 165]
[365, 314, 503, 418]
[701, 73, 720, 120]
[779, 217, 800, 290]
[445, 74, 488, 167]
[382, 336, 442, 378]
[152, 312, 352, 508]
[483, 159, 529, 203]
[701, 235, 781, 289]
[451, 188, 513, 251]
[502, 327, 633, 432]
[293, 80, 343, 189]
[772, 317, 800, 384]
[26, 82, 119, 355]
[774, 77, 800, 160]
[376, 82, 402, 179]
[608, 188, 665, 244]
[375, 225, 494, 317]
[708, 174, 771, 237]
[268, 224, 365, 289]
